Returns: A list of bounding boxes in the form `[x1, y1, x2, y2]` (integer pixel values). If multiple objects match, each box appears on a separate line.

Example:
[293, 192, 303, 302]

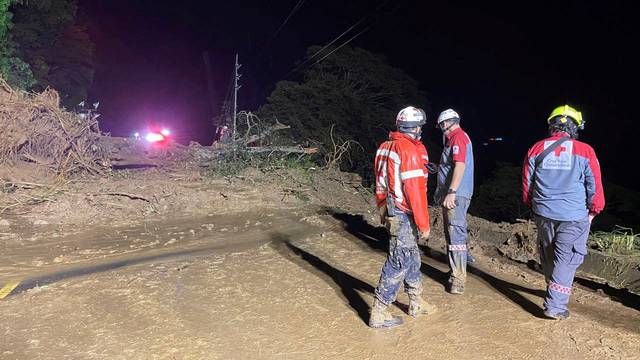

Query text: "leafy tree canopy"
[260, 45, 428, 179]
[12, 0, 94, 106]
[0, 0, 36, 89]
[1, 0, 94, 107]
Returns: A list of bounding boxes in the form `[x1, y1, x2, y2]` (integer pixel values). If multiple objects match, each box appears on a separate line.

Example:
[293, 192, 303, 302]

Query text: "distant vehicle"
[133, 127, 173, 146]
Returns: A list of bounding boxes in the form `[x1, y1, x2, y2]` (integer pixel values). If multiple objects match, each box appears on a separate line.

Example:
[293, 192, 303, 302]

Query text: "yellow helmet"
[547, 105, 584, 129]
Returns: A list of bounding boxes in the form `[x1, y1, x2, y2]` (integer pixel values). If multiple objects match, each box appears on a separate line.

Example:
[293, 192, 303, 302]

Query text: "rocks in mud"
[0, 218, 10, 227]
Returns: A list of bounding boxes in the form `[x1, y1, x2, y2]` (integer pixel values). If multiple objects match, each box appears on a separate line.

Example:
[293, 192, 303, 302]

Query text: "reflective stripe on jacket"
[375, 131, 430, 232]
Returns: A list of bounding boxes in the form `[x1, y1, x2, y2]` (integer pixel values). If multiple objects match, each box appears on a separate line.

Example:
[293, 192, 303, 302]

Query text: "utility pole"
[233, 53, 242, 140]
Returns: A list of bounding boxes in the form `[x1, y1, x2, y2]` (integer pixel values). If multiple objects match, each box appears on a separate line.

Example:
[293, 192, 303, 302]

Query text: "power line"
[308, 26, 370, 67]
[287, 16, 368, 75]
[271, 0, 307, 42]
[250, 0, 308, 83]
[249, 0, 398, 104]
[282, 0, 393, 78]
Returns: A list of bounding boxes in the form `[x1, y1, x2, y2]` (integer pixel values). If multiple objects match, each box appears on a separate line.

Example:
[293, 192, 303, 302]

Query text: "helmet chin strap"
[411, 127, 422, 140]
[441, 121, 455, 133]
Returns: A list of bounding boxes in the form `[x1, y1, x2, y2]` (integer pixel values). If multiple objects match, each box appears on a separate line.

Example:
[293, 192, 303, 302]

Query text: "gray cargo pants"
[535, 214, 590, 314]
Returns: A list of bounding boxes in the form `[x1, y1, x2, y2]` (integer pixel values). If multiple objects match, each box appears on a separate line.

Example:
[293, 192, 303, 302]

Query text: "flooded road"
[1, 209, 639, 359]
[0, 209, 319, 294]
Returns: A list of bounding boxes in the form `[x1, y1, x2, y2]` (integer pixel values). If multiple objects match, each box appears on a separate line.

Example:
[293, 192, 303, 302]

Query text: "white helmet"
[436, 108, 460, 127]
[396, 106, 426, 128]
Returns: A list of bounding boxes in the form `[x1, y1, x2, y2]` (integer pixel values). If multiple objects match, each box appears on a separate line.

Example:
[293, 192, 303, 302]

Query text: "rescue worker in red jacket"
[522, 105, 605, 319]
[370, 106, 437, 328]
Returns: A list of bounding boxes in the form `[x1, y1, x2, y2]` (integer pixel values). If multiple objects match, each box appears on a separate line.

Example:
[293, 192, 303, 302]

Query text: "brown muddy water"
[1, 209, 639, 359]
[0, 209, 317, 294]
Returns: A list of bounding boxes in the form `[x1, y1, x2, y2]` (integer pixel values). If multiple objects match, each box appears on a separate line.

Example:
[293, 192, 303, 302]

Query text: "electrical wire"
[308, 26, 370, 67]
[271, 0, 307, 42]
[283, 0, 393, 78]
[287, 16, 368, 75]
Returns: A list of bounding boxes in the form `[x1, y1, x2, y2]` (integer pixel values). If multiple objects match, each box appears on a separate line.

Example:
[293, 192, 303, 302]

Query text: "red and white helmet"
[396, 106, 426, 128]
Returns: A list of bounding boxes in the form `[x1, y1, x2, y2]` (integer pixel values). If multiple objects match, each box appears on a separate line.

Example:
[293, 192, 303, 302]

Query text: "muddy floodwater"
[1, 208, 639, 359]
[0, 209, 309, 284]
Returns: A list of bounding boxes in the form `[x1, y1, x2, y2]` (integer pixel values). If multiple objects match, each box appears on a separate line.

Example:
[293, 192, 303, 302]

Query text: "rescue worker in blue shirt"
[522, 105, 605, 319]
[434, 109, 475, 295]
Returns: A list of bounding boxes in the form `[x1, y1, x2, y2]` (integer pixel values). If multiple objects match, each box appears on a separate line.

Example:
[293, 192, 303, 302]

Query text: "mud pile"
[494, 218, 640, 294]
[497, 220, 539, 263]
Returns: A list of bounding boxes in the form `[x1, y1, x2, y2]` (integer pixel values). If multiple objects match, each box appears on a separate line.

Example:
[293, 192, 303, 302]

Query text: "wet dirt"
[1, 206, 639, 359]
[0, 209, 314, 290]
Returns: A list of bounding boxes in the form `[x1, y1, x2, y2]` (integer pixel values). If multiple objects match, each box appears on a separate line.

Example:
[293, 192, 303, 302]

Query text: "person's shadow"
[269, 233, 374, 325]
[323, 208, 452, 290]
[324, 207, 547, 318]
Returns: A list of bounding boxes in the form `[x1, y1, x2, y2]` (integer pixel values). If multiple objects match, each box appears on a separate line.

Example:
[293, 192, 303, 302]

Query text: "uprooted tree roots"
[1, 78, 108, 213]
[0, 79, 107, 175]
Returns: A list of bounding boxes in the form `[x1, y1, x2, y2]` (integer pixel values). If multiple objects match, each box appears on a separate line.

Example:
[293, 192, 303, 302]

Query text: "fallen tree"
[1, 78, 108, 213]
[235, 111, 291, 146]
[0, 78, 107, 176]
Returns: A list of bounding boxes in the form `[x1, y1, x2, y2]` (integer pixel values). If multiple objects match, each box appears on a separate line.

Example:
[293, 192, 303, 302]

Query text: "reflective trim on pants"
[535, 214, 590, 313]
[443, 197, 470, 283]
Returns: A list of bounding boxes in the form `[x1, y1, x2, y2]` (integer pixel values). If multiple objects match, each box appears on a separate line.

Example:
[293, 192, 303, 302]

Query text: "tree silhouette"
[261, 45, 428, 180]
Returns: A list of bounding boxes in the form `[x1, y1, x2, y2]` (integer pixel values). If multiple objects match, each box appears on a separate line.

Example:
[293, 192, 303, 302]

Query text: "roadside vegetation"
[590, 226, 640, 256]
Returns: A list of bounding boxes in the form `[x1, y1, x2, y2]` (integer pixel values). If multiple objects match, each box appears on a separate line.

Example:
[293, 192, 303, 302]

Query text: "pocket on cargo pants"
[568, 219, 589, 266]
[569, 242, 587, 266]
[386, 217, 401, 248]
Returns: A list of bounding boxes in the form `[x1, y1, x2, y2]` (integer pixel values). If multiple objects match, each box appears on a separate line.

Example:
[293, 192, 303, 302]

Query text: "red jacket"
[375, 132, 430, 232]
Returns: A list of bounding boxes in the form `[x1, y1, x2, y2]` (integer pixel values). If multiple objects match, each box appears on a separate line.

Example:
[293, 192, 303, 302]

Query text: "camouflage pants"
[374, 211, 422, 306]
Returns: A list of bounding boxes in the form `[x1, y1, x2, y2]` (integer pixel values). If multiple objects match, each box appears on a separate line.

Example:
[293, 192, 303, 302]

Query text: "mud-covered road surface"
[1, 207, 639, 359]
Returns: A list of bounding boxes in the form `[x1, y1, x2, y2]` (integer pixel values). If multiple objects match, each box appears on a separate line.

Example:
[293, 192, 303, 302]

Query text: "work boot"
[543, 309, 570, 320]
[408, 295, 437, 317]
[369, 299, 403, 328]
[449, 279, 465, 295]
